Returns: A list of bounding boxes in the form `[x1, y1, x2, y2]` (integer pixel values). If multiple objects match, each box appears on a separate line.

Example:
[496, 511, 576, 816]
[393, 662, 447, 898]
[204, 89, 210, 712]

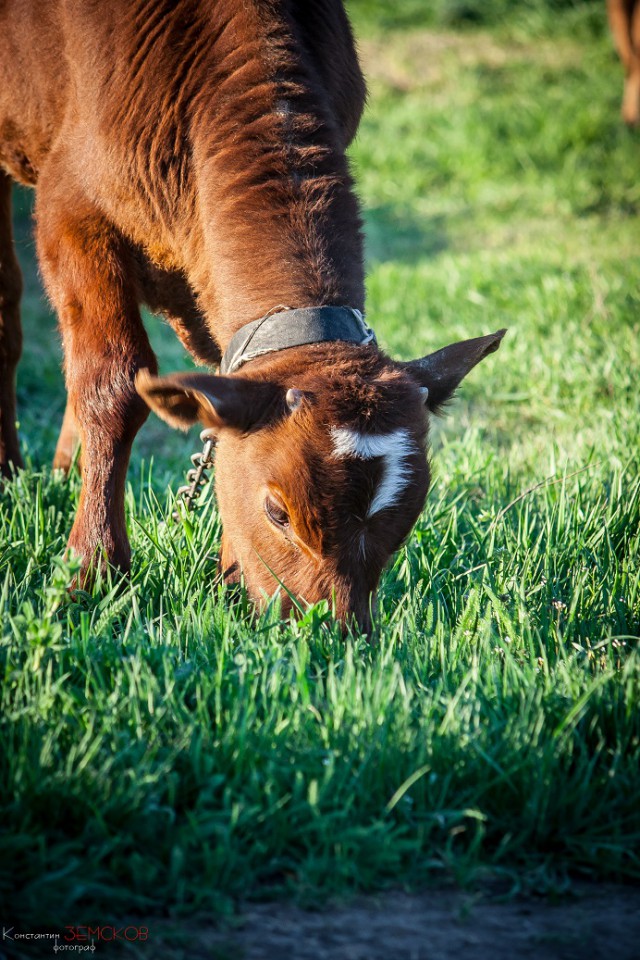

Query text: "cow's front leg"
[36, 189, 157, 583]
[0, 171, 24, 478]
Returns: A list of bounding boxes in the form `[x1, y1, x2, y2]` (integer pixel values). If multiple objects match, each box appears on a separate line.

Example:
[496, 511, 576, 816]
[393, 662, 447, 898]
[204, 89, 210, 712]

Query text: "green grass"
[2, 1, 640, 933]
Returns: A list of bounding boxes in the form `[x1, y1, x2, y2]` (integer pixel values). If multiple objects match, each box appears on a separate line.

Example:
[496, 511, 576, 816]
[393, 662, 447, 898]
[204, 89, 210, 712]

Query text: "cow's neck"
[186, 3, 365, 352]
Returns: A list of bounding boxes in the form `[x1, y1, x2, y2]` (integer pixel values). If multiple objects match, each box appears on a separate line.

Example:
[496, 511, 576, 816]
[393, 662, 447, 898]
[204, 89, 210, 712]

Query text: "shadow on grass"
[364, 205, 448, 265]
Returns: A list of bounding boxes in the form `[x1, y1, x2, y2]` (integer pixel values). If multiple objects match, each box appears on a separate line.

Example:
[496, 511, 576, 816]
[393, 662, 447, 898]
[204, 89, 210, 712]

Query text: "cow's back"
[0, 0, 69, 183]
[0, 0, 364, 188]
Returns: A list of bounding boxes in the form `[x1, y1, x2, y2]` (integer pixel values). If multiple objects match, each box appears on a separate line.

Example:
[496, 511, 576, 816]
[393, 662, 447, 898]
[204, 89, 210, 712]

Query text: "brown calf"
[607, 0, 640, 125]
[0, 0, 503, 631]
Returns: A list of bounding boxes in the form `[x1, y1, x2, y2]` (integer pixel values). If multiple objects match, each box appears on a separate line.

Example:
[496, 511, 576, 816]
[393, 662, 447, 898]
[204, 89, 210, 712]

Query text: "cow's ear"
[404, 329, 506, 412]
[136, 370, 280, 432]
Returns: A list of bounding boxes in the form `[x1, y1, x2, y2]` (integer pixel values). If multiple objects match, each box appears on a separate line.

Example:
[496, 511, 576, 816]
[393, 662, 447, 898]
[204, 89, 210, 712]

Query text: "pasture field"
[1, 0, 640, 941]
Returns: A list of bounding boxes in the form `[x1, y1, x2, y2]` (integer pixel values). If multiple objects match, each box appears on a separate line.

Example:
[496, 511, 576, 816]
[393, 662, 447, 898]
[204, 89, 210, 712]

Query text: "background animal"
[0, 0, 502, 629]
[607, 0, 640, 124]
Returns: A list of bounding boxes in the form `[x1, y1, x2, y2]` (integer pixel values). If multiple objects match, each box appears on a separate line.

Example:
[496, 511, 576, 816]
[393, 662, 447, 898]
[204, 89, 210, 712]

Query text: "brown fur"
[607, 0, 640, 125]
[0, 0, 503, 629]
[210, 346, 430, 630]
[0, 169, 23, 477]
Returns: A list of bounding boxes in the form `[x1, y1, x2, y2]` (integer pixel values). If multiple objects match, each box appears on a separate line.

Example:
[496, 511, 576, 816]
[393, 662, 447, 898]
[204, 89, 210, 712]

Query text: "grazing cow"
[607, 0, 640, 125]
[0, 0, 504, 631]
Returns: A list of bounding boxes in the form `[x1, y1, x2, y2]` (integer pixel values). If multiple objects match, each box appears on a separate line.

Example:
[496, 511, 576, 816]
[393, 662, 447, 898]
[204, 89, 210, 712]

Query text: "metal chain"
[173, 427, 217, 521]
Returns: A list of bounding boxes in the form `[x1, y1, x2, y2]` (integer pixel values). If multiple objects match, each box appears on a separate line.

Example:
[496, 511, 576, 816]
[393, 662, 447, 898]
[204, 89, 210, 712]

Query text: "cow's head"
[137, 330, 504, 632]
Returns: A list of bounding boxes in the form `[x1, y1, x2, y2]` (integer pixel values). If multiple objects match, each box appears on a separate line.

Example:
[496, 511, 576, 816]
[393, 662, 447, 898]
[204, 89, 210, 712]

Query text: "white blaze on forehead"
[330, 427, 416, 517]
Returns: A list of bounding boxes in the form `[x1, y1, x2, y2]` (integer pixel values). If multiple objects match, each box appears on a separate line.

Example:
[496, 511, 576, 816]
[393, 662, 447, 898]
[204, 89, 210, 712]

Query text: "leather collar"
[220, 306, 377, 375]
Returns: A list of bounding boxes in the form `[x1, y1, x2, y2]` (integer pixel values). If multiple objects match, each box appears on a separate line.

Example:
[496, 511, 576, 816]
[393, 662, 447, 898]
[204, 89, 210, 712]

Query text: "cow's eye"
[264, 494, 289, 529]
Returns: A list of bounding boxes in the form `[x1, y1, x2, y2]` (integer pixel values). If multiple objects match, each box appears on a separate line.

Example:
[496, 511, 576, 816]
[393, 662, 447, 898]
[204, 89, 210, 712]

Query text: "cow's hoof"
[65, 538, 132, 592]
[0, 455, 23, 480]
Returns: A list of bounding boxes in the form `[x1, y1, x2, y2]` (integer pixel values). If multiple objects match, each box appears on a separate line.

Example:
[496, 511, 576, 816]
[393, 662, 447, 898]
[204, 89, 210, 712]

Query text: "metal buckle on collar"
[352, 308, 376, 345]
